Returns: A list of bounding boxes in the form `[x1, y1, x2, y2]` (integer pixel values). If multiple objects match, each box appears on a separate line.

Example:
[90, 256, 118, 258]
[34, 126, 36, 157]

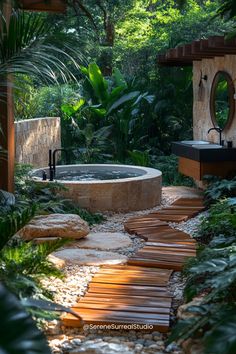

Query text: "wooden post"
[0, 1, 14, 193]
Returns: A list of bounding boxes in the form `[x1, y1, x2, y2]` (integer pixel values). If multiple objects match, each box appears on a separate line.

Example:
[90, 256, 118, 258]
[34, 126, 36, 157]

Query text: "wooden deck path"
[125, 198, 203, 270]
[62, 197, 204, 332]
[63, 265, 173, 332]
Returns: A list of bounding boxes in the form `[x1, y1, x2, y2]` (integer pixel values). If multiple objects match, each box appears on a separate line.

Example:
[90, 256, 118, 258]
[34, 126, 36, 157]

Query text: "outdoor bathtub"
[31, 164, 162, 212]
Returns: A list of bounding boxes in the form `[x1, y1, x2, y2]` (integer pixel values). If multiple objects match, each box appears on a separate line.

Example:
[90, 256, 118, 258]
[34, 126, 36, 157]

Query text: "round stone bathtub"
[31, 164, 162, 212]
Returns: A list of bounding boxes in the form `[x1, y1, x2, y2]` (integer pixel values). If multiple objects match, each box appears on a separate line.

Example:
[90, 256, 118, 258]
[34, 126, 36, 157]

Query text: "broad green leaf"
[107, 91, 140, 114]
[80, 65, 88, 75]
[90, 107, 107, 116]
[22, 298, 82, 320]
[112, 68, 127, 88]
[204, 315, 236, 354]
[0, 190, 15, 206]
[61, 104, 75, 117]
[0, 284, 51, 354]
[109, 86, 126, 102]
[190, 259, 228, 274]
[88, 63, 108, 103]
[73, 98, 85, 111]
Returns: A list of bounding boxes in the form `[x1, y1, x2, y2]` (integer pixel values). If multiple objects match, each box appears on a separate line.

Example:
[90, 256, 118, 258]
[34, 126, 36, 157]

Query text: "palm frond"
[0, 10, 80, 86]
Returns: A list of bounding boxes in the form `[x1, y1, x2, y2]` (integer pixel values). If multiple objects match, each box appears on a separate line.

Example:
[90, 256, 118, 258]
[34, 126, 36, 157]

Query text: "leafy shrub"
[0, 238, 68, 299]
[170, 195, 236, 354]
[128, 150, 151, 166]
[196, 199, 236, 244]
[204, 176, 236, 205]
[153, 155, 194, 187]
[169, 303, 236, 354]
[0, 205, 36, 250]
[184, 244, 236, 302]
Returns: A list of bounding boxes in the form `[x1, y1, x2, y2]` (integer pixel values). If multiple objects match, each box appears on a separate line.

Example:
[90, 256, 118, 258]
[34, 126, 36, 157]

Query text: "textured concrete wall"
[193, 55, 236, 145]
[15, 117, 61, 167]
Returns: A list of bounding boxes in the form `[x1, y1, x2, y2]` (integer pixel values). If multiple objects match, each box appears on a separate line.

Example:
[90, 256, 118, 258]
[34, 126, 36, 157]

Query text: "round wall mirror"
[210, 71, 235, 130]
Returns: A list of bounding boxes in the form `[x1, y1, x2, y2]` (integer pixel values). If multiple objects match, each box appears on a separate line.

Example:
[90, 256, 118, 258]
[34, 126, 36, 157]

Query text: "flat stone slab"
[69, 341, 133, 354]
[73, 232, 132, 251]
[18, 214, 90, 240]
[52, 249, 127, 266]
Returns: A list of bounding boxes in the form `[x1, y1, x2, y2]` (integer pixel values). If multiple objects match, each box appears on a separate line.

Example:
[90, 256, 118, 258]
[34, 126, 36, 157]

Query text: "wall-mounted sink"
[181, 140, 210, 145]
[172, 141, 236, 162]
[192, 144, 222, 149]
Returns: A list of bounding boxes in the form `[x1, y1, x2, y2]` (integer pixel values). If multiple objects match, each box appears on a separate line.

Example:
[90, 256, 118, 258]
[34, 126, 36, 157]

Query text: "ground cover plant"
[169, 178, 236, 354]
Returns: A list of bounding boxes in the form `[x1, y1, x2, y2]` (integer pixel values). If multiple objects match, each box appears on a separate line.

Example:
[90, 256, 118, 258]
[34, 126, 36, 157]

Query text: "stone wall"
[15, 117, 61, 167]
[193, 55, 236, 145]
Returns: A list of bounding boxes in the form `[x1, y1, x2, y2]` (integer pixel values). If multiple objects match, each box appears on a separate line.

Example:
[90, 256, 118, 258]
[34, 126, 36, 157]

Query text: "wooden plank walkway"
[62, 197, 204, 332]
[63, 265, 173, 332]
[125, 198, 203, 270]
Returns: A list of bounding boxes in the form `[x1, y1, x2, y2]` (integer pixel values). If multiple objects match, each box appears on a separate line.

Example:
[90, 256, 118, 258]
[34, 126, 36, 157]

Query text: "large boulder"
[18, 214, 90, 241]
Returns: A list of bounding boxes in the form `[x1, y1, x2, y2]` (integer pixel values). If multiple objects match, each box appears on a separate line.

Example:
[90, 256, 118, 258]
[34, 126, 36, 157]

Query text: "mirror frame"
[210, 71, 235, 130]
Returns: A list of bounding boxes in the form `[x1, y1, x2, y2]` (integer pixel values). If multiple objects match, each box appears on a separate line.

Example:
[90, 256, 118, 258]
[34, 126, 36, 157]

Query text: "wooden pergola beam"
[157, 35, 236, 66]
[21, 0, 66, 13]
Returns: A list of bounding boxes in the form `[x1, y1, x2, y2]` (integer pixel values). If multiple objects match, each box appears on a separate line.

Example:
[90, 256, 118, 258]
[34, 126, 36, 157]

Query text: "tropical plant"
[0, 277, 82, 354]
[204, 176, 236, 205]
[153, 155, 194, 186]
[169, 193, 236, 354]
[0, 189, 82, 327]
[0, 283, 51, 354]
[62, 63, 154, 161]
[0, 10, 78, 85]
[128, 150, 150, 166]
[0, 238, 69, 299]
[0, 185, 36, 249]
[196, 198, 236, 244]
[169, 303, 236, 354]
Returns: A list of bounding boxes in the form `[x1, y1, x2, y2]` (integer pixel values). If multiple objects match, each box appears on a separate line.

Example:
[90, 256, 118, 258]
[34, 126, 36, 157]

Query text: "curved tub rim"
[30, 163, 162, 185]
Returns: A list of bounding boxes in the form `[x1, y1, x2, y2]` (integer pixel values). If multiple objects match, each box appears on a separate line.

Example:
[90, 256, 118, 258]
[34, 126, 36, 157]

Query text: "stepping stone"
[74, 232, 132, 251]
[52, 248, 127, 266]
[67, 341, 134, 354]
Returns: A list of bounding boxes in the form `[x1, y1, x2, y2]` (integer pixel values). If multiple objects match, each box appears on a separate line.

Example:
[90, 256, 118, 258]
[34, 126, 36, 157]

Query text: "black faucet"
[48, 149, 54, 181]
[48, 148, 69, 180]
[207, 127, 223, 146]
[52, 148, 69, 177]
